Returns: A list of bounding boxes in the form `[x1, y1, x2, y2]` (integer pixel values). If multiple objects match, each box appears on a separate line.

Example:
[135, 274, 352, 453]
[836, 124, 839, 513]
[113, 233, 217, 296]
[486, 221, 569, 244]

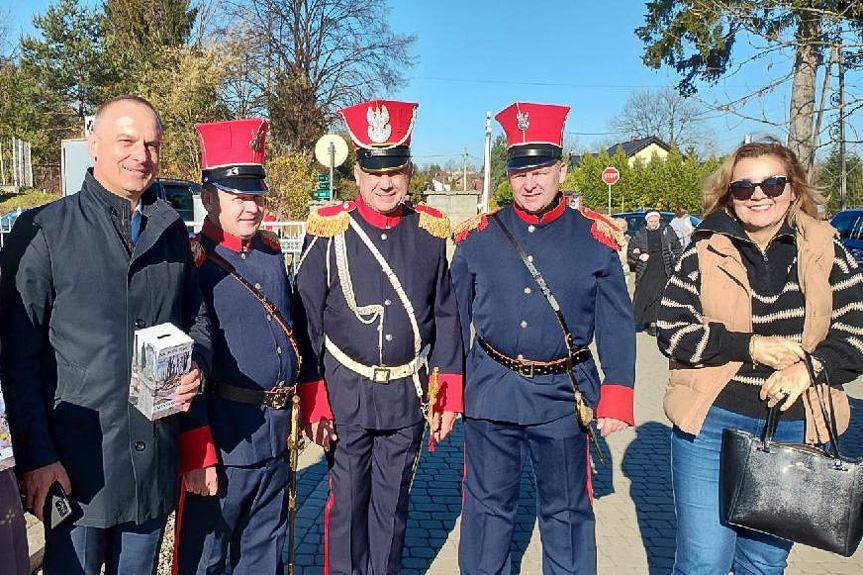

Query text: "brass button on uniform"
[524, 287, 532, 295]
[381, 233, 388, 240]
[277, 347, 283, 355]
[528, 225, 536, 233]
[384, 299, 392, 306]
[255, 282, 262, 290]
[385, 334, 393, 342]
[520, 320, 528, 329]
[134, 441, 146, 451]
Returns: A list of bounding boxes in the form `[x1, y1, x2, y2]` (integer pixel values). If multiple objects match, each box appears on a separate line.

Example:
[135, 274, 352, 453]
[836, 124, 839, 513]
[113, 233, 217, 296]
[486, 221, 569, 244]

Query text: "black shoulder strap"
[489, 212, 575, 355]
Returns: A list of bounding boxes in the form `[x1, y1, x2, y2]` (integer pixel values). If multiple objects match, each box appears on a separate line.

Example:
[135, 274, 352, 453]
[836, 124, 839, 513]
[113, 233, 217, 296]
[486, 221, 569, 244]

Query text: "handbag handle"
[760, 353, 842, 460]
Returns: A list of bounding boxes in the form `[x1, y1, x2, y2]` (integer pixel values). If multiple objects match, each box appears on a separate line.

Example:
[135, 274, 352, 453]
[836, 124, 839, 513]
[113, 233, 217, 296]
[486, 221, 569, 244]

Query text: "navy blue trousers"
[175, 453, 290, 575]
[43, 513, 167, 575]
[324, 421, 424, 575]
[459, 415, 596, 575]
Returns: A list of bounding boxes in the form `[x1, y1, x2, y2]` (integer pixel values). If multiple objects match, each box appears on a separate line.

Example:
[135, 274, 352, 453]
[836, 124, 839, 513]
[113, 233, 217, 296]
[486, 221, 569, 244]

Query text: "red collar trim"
[202, 217, 252, 253]
[513, 194, 566, 224]
[356, 194, 403, 229]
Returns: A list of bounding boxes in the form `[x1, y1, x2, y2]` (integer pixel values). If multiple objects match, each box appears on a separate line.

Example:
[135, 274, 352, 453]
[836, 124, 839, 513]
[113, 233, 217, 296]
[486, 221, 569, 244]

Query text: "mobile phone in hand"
[43, 481, 75, 529]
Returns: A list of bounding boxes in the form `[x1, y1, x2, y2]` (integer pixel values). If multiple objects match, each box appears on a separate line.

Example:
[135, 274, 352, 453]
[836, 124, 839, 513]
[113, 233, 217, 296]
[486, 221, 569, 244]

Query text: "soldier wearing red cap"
[175, 119, 302, 575]
[293, 100, 463, 574]
[451, 103, 635, 574]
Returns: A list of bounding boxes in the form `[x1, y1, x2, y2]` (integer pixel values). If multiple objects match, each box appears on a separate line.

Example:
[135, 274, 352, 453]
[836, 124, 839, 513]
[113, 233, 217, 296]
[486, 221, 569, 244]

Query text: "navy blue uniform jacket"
[294, 197, 463, 429]
[193, 219, 299, 467]
[450, 197, 636, 426]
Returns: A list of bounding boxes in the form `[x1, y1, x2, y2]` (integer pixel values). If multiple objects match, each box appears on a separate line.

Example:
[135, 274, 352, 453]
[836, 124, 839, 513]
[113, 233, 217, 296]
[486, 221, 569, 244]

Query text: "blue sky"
[6, 0, 862, 168]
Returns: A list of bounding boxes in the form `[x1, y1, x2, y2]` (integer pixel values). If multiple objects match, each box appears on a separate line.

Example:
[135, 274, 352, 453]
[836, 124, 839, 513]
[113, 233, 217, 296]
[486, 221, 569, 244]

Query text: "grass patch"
[0, 189, 60, 214]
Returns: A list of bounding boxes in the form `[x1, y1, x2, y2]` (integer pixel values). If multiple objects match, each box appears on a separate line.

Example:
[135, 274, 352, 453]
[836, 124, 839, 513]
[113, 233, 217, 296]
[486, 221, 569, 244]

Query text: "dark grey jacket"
[0, 172, 212, 527]
[627, 224, 682, 283]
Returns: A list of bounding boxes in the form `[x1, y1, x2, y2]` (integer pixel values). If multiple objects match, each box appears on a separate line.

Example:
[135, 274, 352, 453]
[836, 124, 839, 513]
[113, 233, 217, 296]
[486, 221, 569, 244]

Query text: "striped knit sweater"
[657, 212, 863, 420]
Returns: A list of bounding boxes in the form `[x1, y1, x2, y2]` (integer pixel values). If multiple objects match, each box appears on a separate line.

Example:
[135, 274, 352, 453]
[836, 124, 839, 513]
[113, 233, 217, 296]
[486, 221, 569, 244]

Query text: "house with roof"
[570, 136, 672, 168]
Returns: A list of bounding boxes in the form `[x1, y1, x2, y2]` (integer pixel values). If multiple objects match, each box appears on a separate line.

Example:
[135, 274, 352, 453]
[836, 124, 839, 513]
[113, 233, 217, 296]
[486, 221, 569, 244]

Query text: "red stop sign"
[602, 167, 620, 185]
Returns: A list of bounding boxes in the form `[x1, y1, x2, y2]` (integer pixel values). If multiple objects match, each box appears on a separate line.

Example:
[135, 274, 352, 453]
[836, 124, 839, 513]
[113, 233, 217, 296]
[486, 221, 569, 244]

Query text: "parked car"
[151, 178, 203, 223]
[612, 209, 702, 237]
[830, 208, 863, 265]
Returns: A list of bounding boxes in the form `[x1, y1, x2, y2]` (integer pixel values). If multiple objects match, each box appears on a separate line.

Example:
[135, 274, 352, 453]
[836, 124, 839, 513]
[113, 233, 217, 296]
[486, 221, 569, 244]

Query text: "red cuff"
[180, 425, 218, 473]
[434, 373, 464, 413]
[298, 379, 334, 423]
[596, 384, 634, 426]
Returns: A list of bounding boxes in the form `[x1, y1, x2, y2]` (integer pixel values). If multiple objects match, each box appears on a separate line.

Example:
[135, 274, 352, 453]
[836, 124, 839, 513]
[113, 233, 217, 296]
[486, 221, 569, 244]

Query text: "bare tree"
[610, 87, 712, 151]
[223, 0, 416, 153]
[637, 1, 863, 168]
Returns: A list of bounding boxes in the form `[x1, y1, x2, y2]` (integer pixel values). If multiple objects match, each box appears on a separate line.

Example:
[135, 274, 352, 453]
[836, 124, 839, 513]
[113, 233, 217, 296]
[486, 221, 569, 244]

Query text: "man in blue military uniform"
[451, 102, 636, 575]
[294, 99, 463, 575]
[175, 118, 301, 575]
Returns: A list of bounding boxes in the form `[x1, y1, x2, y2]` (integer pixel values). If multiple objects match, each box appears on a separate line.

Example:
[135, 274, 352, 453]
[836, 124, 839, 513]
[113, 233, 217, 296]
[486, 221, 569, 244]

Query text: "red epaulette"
[581, 208, 626, 252]
[258, 229, 282, 251]
[190, 234, 206, 267]
[305, 201, 355, 237]
[407, 201, 451, 239]
[453, 208, 501, 245]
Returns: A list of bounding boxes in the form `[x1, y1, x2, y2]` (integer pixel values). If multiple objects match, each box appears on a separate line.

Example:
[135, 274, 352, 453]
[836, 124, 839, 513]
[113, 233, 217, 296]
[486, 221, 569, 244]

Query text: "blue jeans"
[671, 406, 804, 575]
[43, 514, 167, 575]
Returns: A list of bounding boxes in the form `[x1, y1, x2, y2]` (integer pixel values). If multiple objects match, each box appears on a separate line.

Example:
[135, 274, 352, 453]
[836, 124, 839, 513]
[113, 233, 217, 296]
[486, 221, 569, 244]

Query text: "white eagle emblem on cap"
[367, 104, 392, 144]
[516, 110, 530, 132]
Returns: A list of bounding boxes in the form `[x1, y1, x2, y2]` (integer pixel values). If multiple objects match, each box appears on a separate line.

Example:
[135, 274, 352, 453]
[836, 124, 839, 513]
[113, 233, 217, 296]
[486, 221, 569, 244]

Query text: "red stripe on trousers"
[586, 443, 593, 507]
[324, 474, 334, 575]
[172, 487, 187, 575]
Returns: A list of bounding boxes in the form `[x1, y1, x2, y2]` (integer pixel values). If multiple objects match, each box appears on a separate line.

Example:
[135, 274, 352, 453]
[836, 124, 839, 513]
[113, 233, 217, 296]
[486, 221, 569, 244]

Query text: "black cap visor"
[203, 165, 269, 194]
[206, 176, 269, 195]
[357, 146, 411, 173]
[506, 144, 563, 171]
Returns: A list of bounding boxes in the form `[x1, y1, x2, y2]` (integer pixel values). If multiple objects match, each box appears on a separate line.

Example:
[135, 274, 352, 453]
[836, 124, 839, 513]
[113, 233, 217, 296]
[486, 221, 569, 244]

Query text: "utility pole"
[463, 147, 469, 191]
[481, 112, 492, 212]
[839, 46, 847, 212]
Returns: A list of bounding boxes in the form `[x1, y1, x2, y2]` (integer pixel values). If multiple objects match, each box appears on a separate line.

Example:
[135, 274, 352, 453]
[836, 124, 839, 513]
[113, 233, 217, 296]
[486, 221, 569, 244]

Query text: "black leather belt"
[478, 337, 591, 378]
[213, 381, 296, 410]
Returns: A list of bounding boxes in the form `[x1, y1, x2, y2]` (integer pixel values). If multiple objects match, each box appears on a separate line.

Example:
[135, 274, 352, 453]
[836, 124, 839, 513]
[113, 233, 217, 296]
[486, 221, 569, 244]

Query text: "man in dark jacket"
[0, 96, 212, 574]
[627, 211, 682, 335]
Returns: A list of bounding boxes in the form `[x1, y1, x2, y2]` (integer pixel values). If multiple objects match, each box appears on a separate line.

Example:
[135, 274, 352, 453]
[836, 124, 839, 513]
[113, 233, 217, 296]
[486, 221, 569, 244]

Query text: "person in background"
[670, 206, 695, 248]
[628, 211, 681, 335]
[657, 140, 863, 574]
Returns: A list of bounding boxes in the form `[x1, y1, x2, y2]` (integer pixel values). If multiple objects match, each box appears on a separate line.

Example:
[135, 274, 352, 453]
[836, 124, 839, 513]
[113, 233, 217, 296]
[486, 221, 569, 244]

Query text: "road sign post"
[314, 134, 348, 202]
[601, 167, 620, 215]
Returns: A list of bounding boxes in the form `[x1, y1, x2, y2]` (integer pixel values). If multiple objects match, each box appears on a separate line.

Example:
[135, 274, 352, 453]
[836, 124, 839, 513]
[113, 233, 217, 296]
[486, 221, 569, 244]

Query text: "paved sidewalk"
[287, 332, 863, 574]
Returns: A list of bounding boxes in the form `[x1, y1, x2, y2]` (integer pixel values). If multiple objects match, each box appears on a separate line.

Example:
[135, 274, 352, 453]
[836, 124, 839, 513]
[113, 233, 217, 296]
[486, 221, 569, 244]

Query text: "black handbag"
[719, 354, 863, 557]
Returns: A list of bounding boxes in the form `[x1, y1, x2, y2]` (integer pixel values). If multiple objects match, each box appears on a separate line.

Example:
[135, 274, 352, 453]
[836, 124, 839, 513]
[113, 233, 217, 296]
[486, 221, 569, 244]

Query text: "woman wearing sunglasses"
[656, 140, 863, 574]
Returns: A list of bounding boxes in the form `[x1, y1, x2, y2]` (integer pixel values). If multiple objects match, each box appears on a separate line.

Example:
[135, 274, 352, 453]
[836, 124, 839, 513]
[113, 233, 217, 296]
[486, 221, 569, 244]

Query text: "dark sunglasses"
[727, 176, 790, 201]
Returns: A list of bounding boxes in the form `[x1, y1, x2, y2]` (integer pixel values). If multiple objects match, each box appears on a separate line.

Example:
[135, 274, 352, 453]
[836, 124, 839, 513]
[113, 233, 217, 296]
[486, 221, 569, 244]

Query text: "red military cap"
[495, 103, 570, 170]
[338, 100, 418, 173]
[195, 118, 269, 194]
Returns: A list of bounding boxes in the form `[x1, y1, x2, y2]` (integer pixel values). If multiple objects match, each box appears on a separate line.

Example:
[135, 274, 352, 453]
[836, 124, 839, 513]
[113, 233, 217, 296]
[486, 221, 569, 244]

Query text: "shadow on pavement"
[621, 421, 676, 575]
[591, 432, 614, 500]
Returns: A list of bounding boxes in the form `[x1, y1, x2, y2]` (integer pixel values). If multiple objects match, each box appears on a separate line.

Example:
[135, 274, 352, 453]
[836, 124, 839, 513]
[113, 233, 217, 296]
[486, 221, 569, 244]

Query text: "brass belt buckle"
[264, 384, 292, 409]
[518, 361, 535, 378]
[373, 367, 391, 384]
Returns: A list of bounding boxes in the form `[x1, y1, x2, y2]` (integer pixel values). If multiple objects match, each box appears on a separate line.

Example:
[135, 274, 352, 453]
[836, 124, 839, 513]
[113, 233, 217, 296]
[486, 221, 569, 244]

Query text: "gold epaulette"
[190, 235, 206, 267]
[305, 201, 355, 237]
[453, 208, 501, 245]
[581, 208, 626, 251]
[258, 229, 282, 251]
[411, 203, 451, 239]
